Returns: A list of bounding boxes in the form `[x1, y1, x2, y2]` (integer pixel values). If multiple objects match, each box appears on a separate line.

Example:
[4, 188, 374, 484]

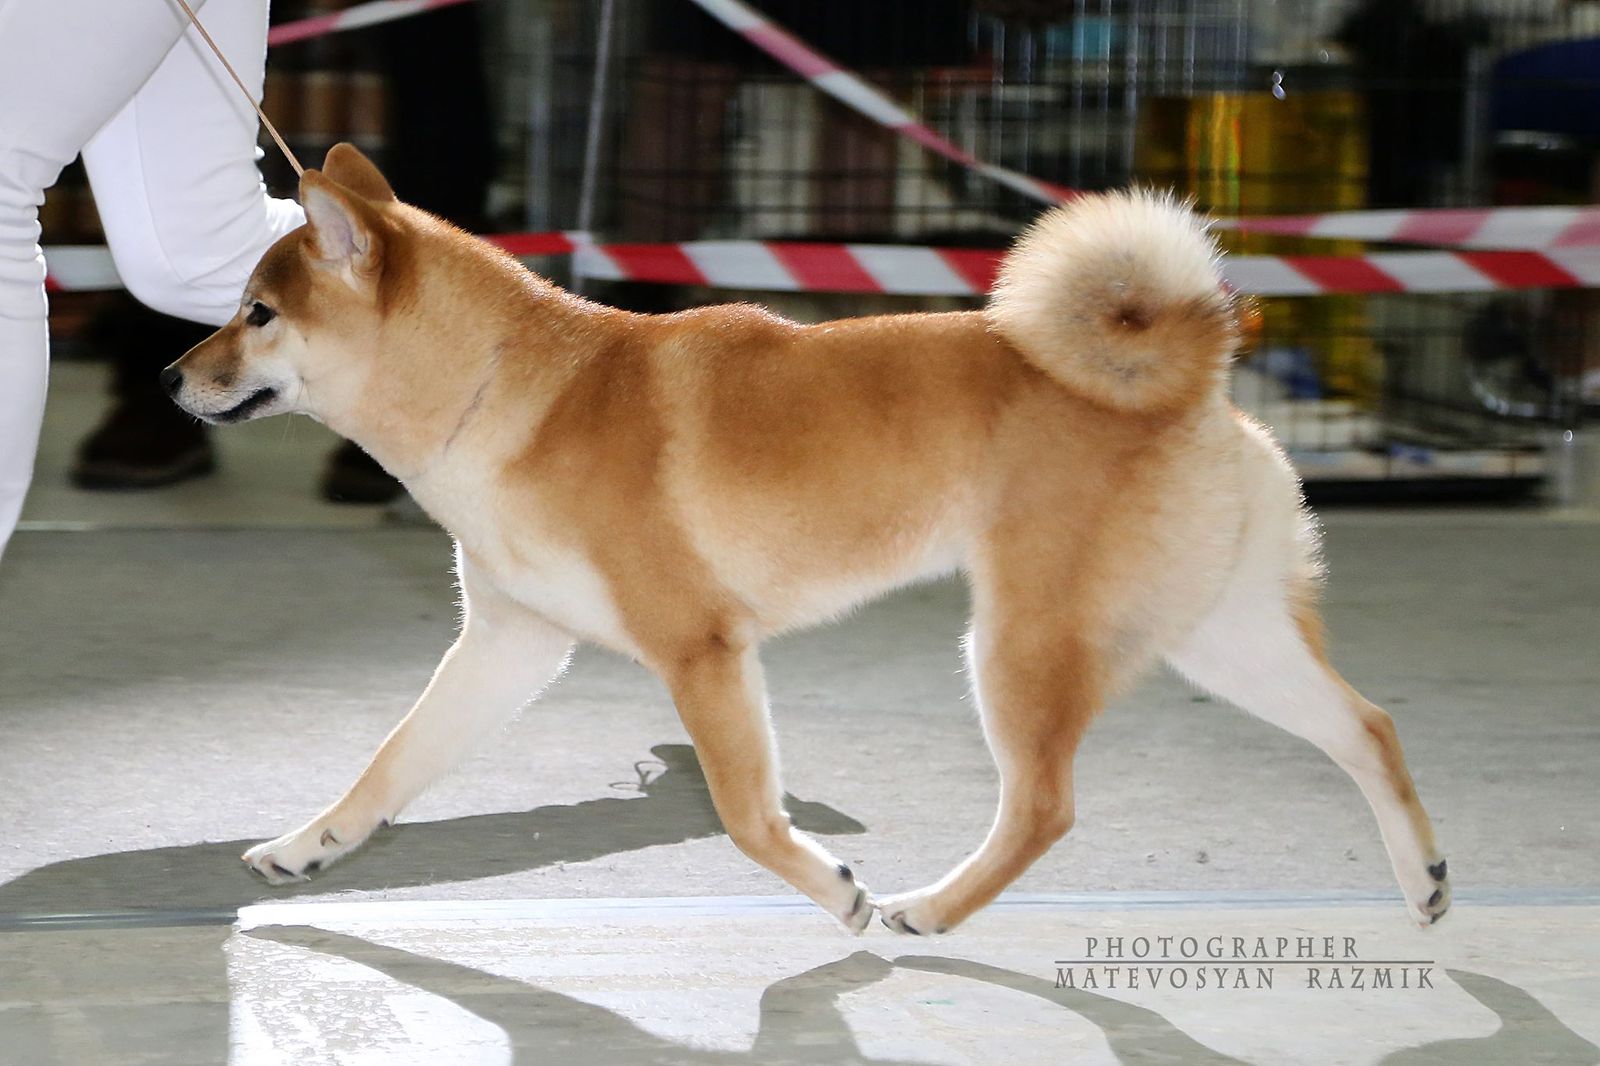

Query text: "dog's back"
[475, 193, 1247, 641]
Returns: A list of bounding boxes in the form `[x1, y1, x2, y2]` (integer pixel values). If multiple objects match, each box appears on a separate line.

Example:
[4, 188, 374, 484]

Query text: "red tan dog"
[164, 144, 1450, 934]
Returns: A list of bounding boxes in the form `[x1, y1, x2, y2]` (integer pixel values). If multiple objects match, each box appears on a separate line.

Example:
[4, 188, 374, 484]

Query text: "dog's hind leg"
[662, 635, 873, 933]
[1165, 566, 1450, 927]
[877, 565, 1103, 936]
[241, 553, 574, 884]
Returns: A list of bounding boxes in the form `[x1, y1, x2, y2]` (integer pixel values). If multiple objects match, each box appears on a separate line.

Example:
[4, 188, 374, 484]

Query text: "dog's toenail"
[1428, 859, 1447, 882]
[897, 915, 923, 936]
[304, 860, 322, 875]
[1427, 888, 1442, 908]
[269, 861, 297, 880]
[320, 829, 339, 847]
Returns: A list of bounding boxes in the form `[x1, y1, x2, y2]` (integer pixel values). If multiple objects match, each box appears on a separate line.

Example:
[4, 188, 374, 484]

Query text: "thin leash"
[171, 0, 304, 177]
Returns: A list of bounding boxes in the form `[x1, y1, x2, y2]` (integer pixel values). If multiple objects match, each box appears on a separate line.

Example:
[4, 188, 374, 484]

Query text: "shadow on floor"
[894, 955, 1248, 1064]
[246, 927, 1239, 1064]
[0, 743, 862, 915]
[240, 931, 1600, 1066]
[0, 743, 865, 1065]
[1379, 969, 1600, 1066]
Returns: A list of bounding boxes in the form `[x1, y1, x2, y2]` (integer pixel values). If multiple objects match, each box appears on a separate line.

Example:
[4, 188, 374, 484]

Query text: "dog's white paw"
[241, 813, 385, 884]
[826, 864, 874, 935]
[873, 889, 947, 937]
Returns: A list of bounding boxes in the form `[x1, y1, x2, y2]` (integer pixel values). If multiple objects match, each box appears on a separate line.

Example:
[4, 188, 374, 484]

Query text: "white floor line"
[5, 889, 1597, 933]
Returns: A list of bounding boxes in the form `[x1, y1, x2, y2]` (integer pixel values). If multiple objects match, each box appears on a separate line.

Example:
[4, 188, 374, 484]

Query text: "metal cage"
[492, 0, 1598, 497]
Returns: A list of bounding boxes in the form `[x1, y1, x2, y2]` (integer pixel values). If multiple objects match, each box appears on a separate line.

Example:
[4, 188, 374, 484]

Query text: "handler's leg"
[83, 0, 302, 326]
[0, 0, 285, 560]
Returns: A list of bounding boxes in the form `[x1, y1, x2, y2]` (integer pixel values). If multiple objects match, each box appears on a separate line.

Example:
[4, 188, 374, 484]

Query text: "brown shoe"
[321, 440, 404, 504]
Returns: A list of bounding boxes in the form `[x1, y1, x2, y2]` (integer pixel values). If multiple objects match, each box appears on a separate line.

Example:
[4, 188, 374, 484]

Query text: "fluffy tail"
[986, 190, 1237, 413]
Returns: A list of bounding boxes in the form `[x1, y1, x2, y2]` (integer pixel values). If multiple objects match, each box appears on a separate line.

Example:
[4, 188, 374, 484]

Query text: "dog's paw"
[1407, 857, 1451, 928]
[829, 864, 875, 935]
[873, 890, 948, 937]
[241, 814, 385, 885]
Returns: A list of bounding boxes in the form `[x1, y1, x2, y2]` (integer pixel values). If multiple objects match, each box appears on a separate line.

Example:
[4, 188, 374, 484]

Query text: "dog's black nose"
[159, 366, 183, 396]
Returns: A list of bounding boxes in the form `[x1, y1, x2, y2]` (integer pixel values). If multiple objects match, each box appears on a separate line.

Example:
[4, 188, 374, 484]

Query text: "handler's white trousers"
[0, 0, 304, 561]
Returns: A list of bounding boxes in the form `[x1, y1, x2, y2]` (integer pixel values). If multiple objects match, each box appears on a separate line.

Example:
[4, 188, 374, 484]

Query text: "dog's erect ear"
[321, 142, 396, 202]
[300, 170, 384, 282]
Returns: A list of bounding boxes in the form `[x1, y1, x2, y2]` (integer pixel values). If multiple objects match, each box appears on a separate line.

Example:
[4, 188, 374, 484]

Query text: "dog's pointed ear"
[321, 142, 396, 202]
[300, 170, 384, 282]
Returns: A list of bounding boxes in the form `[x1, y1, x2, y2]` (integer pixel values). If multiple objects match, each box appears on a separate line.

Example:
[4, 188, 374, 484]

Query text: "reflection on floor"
[4, 898, 1598, 1065]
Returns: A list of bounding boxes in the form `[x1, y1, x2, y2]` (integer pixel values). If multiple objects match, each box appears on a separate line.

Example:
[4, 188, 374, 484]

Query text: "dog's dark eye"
[245, 301, 276, 327]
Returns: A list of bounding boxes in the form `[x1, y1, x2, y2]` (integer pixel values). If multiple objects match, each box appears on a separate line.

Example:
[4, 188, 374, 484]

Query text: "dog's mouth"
[211, 387, 279, 424]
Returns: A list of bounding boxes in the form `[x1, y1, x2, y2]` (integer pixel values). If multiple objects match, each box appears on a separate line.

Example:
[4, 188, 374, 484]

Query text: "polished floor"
[7, 897, 1599, 1065]
[1, 363, 1598, 1063]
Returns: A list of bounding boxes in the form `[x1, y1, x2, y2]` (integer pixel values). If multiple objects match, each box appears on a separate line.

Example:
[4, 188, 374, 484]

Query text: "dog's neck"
[312, 236, 610, 491]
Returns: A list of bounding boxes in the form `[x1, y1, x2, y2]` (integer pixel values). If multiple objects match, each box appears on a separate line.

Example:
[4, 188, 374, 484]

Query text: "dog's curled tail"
[986, 189, 1237, 414]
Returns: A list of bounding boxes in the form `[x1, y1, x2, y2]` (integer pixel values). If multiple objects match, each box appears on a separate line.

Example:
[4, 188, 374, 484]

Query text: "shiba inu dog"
[164, 144, 1450, 934]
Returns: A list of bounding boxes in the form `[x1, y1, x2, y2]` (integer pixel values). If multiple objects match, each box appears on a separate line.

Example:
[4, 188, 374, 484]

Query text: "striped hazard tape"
[43, 236, 1600, 297]
[1218, 205, 1600, 250]
[267, 0, 475, 46]
[576, 240, 1600, 295]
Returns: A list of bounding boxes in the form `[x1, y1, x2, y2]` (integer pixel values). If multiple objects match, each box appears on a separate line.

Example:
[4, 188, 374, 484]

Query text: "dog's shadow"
[0, 743, 860, 916]
[245, 926, 1250, 1065]
[1378, 969, 1600, 1066]
[239, 930, 1600, 1066]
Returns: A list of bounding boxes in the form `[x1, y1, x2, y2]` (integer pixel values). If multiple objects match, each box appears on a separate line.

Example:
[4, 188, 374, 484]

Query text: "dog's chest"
[413, 469, 636, 652]
[485, 537, 634, 650]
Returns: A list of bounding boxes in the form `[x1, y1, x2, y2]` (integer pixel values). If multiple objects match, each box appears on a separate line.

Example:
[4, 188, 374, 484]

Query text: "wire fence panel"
[35, 0, 1595, 488]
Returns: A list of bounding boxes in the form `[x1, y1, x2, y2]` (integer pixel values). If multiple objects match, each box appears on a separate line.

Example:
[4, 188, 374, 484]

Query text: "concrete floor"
[5, 899, 1599, 1065]
[2, 363, 1598, 1063]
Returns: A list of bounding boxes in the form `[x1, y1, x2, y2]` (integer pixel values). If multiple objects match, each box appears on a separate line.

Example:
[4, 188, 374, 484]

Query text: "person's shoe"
[321, 440, 404, 504]
[71, 390, 215, 490]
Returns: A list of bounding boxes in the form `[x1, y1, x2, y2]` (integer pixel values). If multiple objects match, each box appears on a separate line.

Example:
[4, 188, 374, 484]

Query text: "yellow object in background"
[1137, 89, 1380, 403]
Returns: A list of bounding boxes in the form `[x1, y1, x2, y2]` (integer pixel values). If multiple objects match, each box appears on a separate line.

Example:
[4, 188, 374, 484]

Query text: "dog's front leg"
[242, 561, 574, 884]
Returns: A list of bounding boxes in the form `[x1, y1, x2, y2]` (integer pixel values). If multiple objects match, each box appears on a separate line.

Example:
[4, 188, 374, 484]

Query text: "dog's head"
[163, 144, 402, 426]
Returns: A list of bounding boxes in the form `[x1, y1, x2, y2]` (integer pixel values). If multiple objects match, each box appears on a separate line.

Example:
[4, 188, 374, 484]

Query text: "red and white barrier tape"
[43, 237, 1600, 297]
[266, 0, 474, 46]
[576, 241, 1600, 295]
[1218, 247, 1600, 296]
[1217, 205, 1600, 250]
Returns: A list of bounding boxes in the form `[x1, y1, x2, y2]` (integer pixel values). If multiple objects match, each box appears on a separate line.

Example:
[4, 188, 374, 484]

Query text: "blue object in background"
[1046, 18, 1121, 62]
[1248, 346, 1324, 400]
[1493, 38, 1600, 140]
